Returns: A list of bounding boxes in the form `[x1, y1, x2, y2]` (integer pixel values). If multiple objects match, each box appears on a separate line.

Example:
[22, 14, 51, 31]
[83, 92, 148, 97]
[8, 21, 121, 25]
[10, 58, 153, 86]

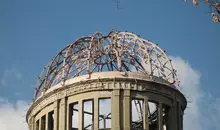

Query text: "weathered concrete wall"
[26, 72, 186, 130]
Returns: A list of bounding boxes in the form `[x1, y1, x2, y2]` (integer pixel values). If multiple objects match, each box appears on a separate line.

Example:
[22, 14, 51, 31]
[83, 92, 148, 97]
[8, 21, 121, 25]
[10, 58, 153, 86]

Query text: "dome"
[34, 30, 179, 100]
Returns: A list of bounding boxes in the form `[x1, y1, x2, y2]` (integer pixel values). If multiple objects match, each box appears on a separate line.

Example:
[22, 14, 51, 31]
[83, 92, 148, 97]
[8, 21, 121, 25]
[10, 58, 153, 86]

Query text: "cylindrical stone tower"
[26, 30, 187, 130]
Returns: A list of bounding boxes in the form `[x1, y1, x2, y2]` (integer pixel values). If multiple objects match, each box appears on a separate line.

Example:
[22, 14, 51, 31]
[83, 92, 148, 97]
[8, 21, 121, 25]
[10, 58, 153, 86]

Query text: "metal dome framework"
[34, 30, 179, 100]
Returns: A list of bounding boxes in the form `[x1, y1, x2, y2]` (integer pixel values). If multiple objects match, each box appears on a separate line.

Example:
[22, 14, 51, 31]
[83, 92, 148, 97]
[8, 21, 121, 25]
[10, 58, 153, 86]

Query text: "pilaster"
[123, 89, 131, 130]
[111, 89, 121, 130]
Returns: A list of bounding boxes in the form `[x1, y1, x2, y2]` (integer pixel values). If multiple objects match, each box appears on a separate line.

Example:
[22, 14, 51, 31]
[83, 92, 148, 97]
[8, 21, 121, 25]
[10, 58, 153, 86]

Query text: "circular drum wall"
[26, 72, 186, 130]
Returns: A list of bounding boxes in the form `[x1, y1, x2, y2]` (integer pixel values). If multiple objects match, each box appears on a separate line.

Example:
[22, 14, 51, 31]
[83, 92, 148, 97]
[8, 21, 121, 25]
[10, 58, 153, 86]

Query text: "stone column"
[168, 102, 178, 130]
[111, 89, 121, 130]
[53, 100, 59, 130]
[157, 103, 163, 130]
[173, 102, 178, 130]
[177, 102, 182, 130]
[39, 118, 42, 130]
[94, 97, 99, 130]
[59, 98, 67, 130]
[78, 100, 83, 130]
[167, 105, 172, 130]
[143, 96, 149, 130]
[45, 114, 48, 130]
[67, 104, 72, 130]
[30, 117, 35, 130]
[180, 108, 183, 130]
[123, 89, 131, 130]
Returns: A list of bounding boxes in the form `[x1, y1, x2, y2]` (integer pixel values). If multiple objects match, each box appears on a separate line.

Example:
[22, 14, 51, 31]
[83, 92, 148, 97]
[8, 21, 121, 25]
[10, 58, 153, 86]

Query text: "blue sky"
[0, 0, 219, 130]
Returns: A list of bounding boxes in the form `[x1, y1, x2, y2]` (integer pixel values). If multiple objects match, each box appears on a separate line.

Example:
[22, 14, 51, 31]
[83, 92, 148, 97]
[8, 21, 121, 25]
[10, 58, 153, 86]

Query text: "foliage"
[185, 0, 220, 22]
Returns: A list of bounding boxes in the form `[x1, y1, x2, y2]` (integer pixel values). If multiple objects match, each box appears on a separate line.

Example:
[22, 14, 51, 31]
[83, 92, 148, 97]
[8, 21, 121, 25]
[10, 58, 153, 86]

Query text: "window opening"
[132, 99, 144, 130]
[83, 100, 94, 130]
[99, 98, 111, 130]
[41, 115, 46, 130]
[148, 101, 157, 130]
[48, 111, 54, 130]
[70, 102, 79, 130]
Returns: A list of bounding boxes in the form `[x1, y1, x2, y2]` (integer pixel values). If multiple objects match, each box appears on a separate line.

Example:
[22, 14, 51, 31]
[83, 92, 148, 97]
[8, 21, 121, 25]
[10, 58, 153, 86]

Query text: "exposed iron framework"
[34, 30, 179, 100]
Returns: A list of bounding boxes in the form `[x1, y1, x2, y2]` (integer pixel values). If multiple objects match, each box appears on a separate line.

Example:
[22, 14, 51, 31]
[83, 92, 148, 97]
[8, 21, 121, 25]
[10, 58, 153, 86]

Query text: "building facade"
[26, 30, 187, 130]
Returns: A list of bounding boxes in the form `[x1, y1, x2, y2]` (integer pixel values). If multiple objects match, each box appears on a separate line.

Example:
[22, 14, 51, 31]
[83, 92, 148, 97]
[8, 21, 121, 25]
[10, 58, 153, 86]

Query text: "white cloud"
[170, 56, 201, 130]
[0, 67, 29, 129]
[0, 98, 29, 130]
[171, 56, 220, 130]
